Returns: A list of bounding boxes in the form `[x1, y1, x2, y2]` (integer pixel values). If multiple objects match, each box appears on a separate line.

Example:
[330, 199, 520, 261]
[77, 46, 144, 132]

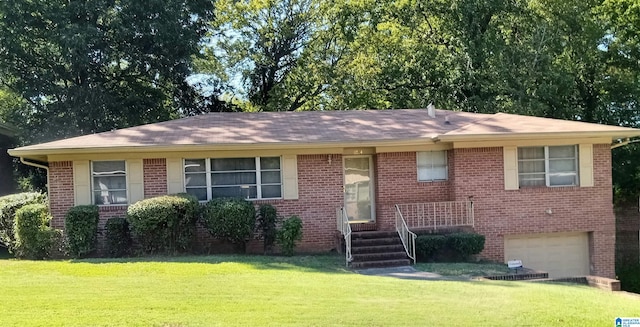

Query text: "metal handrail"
[395, 204, 417, 264]
[336, 207, 352, 266]
[395, 201, 474, 229]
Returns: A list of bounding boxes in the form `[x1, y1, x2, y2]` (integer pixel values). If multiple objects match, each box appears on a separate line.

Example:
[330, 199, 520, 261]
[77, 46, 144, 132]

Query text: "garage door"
[504, 232, 589, 278]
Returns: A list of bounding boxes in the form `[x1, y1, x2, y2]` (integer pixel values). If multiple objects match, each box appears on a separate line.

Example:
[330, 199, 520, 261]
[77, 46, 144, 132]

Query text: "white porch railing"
[336, 207, 352, 266]
[395, 201, 474, 230]
[395, 204, 417, 264]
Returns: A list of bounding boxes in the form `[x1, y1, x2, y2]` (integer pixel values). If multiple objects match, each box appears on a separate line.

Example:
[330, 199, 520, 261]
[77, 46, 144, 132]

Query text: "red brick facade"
[47, 145, 617, 277]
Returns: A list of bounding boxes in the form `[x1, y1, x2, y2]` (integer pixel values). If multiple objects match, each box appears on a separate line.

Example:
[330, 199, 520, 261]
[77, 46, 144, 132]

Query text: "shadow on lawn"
[69, 253, 353, 274]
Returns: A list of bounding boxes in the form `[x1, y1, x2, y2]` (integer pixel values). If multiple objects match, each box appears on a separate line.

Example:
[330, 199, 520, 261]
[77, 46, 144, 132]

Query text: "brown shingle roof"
[9, 109, 640, 155]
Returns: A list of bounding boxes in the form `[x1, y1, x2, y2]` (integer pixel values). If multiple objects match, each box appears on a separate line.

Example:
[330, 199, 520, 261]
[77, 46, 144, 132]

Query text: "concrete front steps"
[350, 231, 411, 269]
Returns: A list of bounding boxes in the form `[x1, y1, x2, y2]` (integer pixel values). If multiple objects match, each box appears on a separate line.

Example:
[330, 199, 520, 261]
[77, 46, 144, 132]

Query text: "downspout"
[19, 157, 50, 196]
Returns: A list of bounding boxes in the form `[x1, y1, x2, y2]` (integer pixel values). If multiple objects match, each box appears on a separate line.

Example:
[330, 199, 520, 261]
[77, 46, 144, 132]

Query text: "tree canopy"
[1, 0, 640, 200]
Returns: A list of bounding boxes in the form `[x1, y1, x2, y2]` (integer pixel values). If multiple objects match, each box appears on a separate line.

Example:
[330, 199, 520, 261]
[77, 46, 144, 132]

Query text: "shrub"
[415, 235, 447, 261]
[13, 203, 56, 259]
[276, 215, 303, 256]
[105, 217, 132, 257]
[257, 204, 278, 254]
[65, 205, 99, 258]
[202, 198, 256, 252]
[0, 192, 47, 253]
[127, 193, 199, 254]
[447, 233, 486, 260]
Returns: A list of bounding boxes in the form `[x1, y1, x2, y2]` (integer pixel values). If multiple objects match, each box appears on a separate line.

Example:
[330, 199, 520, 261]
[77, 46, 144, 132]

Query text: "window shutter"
[73, 160, 92, 205]
[282, 155, 298, 200]
[128, 159, 144, 203]
[579, 144, 594, 187]
[503, 146, 519, 190]
[166, 158, 184, 194]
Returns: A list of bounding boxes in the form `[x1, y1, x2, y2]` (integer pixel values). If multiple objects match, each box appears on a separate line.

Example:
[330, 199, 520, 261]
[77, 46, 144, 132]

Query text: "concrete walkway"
[355, 265, 472, 281]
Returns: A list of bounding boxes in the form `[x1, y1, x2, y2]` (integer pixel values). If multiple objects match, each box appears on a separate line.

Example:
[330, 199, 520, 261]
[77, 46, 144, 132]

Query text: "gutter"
[19, 157, 50, 193]
[611, 138, 640, 149]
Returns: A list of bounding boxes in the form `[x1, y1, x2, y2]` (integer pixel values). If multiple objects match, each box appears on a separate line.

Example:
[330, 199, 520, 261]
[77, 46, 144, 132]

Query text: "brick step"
[352, 251, 409, 262]
[351, 258, 412, 269]
[352, 237, 401, 247]
[352, 231, 398, 239]
[351, 244, 405, 254]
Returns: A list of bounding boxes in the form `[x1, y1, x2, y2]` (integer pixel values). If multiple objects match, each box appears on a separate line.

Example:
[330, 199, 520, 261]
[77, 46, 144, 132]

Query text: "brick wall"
[451, 145, 616, 277]
[375, 151, 452, 230]
[143, 158, 167, 198]
[49, 161, 74, 229]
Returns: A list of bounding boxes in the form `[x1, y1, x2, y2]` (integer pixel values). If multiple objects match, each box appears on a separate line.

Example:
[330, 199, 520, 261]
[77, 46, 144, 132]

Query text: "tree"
[0, 0, 227, 144]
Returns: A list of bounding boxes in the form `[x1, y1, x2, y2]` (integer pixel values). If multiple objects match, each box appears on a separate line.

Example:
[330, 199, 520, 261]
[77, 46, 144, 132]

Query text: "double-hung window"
[92, 161, 127, 205]
[417, 151, 448, 181]
[518, 145, 578, 187]
[184, 157, 282, 201]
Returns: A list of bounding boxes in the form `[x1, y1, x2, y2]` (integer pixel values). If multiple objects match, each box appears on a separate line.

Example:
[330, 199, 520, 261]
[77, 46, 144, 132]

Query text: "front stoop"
[350, 231, 411, 269]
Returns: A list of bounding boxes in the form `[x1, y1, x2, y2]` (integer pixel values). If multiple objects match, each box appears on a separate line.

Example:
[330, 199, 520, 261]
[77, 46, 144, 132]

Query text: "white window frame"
[91, 160, 128, 205]
[184, 157, 283, 201]
[518, 145, 579, 187]
[417, 151, 448, 182]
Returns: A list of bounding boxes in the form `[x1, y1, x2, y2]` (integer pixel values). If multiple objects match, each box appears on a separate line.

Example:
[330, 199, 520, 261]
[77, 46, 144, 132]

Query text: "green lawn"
[1, 255, 638, 327]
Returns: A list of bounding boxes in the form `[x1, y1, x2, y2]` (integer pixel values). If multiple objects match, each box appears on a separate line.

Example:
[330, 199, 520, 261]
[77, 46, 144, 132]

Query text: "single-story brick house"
[8, 108, 640, 277]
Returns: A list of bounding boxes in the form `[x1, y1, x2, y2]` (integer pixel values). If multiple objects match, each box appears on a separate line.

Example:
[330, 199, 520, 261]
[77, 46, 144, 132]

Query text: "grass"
[1, 254, 639, 327]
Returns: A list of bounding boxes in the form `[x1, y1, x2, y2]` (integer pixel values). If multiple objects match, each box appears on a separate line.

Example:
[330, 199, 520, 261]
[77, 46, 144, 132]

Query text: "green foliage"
[64, 205, 99, 258]
[415, 235, 447, 261]
[276, 215, 303, 256]
[415, 233, 485, 262]
[202, 198, 256, 251]
[105, 217, 132, 258]
[616, 262, 640, 294]
[0, 0, 228, 146]
[447, 233, 486, 260]
[13, 203, 55, 259]
[257, 204, 279, 254]
[0, 192, 47, 253]
[126, 194, 200, 254]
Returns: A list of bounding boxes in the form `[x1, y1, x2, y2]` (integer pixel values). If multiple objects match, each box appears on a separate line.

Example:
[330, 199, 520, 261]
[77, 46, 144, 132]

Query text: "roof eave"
[8, 137, 441, 161]
[437, 130, 640, 142]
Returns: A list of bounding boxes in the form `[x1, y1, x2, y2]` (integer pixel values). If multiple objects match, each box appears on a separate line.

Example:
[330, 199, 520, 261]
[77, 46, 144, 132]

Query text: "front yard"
[1, 255, 638, 326]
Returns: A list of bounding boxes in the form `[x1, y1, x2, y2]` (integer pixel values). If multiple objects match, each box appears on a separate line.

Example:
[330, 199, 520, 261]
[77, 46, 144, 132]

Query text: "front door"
[343, 156, 375, 222]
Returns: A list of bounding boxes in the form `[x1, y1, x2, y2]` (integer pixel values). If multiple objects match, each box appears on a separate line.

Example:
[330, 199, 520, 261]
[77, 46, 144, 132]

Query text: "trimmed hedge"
[202, 198, 256, 252]
[617, 262, 640, 294]
[276, 215, 303, 256]
[13, 203, 55, 259]
[447, 233, 485, 260]
[415, 235, 446, 260]
[257, 204, 278, 254]
[65, 205, 99, 258]
[416, 232, 485, 262]
[105, 217, 132, 258]
[0, 192, 47, 253]
[127, 193, 199, 254]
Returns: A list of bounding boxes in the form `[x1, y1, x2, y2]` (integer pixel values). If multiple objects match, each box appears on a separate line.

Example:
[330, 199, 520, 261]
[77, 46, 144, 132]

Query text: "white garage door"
[504, 232, 589, 278]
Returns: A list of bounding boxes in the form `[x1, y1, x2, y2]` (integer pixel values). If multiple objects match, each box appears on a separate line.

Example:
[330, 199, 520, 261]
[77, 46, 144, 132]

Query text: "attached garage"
[504, 232, 590, 278]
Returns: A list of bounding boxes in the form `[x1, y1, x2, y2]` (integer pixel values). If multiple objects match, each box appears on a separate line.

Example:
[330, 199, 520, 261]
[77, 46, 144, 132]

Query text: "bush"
[13, 203, 56, 259]
[276, 215, 303, 256]
[105, 217, 132, 257]
[257, 204, 278, 254]
[447, 233, 485, 260]
[415, 235, 446, 261]
[202, 198, 256, 252]
[65, 205, 99, 258]
[0, 192, 47, 253]
[127, 193, 200, 254]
